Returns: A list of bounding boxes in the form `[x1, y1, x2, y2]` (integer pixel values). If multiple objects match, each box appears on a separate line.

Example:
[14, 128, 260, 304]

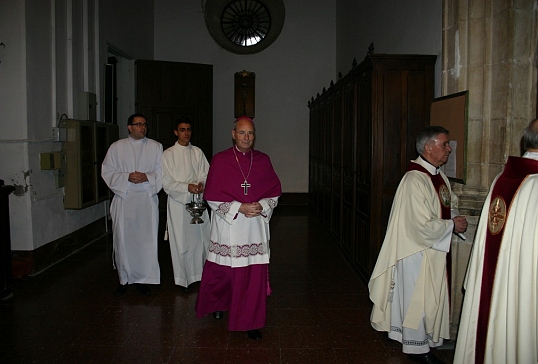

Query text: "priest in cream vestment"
[369, 126, 468, 364]
[454, 118, 538, 364]
[162, 117, 210, 291]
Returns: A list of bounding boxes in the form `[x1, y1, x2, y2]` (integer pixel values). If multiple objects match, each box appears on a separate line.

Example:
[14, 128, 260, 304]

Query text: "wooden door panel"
[160, 65, 187, 105]
[185, 64, 213, 104]
[381, 71, 404, 187]
[136, 60, 213, 161]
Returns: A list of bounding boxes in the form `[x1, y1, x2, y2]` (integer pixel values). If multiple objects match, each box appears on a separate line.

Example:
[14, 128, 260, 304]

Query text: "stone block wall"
[443, 0, 537, 337]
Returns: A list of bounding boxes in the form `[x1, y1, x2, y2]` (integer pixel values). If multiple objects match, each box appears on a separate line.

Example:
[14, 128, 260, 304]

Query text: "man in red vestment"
[195, 116, 282, 340]
[454, 118, 538, 364]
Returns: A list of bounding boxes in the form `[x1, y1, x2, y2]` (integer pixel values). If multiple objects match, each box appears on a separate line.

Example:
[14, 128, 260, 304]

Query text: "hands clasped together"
[128, 171, 148, 184]
[239, 202, 263, 218]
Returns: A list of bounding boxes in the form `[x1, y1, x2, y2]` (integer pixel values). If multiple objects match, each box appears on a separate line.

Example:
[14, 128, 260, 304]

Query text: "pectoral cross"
[241, 180, 251, 195]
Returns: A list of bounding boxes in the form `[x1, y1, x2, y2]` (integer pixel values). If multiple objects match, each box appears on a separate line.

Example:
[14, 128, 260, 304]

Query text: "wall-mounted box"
[61, 120, 119, 209]
[40, 152, 64, 170]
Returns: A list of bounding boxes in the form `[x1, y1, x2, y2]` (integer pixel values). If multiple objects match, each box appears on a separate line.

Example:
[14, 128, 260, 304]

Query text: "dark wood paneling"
[308, 54, 436, 282]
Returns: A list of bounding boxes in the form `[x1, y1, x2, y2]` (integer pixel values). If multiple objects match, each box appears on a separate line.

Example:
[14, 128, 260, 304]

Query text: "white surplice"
[205, 197, 279, 268]
[162, 142, 210, 287]
[101, 136, 163, 285]
[369, 157, 458, 354]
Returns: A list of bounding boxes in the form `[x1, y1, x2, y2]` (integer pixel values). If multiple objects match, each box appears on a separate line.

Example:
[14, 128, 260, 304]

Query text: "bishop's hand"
[239, 202, 262, 218]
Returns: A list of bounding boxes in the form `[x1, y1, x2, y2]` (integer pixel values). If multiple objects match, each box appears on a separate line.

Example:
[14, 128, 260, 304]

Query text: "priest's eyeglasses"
[130, 122, 148, 128]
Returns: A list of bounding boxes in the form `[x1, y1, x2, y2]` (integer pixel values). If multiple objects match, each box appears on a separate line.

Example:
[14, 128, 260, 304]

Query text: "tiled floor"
[0, 205, 454, 363]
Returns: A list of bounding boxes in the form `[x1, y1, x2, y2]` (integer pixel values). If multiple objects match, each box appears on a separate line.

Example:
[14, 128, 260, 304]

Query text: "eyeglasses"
[130, 123, 148, 128]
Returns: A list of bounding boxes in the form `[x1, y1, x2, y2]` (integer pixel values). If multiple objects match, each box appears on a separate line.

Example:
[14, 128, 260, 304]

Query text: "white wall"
[153, 0, 336, 193]
[0, 0, 154, 251]
[0, 1, 31, 248]
[336, 0, 443, 96]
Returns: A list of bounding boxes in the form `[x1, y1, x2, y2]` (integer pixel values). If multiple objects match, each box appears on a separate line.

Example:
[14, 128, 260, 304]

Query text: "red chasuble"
[474, 156, 538, 364]
[204, 147, 282, 203]
[407, 162, 453, 297]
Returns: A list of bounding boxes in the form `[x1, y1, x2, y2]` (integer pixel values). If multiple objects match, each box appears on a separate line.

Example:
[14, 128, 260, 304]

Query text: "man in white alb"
[162, 116, 210, 292]
[102, 113, 163, 296]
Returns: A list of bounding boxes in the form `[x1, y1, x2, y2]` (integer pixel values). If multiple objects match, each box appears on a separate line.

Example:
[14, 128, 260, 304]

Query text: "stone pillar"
[443, 0, 537, 337]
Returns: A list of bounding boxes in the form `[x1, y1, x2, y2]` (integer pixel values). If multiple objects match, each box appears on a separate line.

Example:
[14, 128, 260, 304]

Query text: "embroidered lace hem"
[209, 240, 268, 257]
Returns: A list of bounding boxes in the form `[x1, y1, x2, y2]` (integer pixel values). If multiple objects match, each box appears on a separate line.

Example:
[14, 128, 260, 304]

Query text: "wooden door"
[136, 60, 213, 161]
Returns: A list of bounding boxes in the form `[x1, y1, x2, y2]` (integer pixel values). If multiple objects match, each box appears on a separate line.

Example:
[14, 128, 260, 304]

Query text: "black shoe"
[136, 284, 151, 296]
[408, 353, 445, 364]
[115, 284, 128, 296]
[213, 311, 223, 319]
[247, 329, 262, 340]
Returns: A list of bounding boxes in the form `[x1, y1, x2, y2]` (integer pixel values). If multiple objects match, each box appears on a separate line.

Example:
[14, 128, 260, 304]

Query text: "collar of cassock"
[523, 151, 538, 161]
[419, 155, 440, 175]
[234, 145, 252, 156]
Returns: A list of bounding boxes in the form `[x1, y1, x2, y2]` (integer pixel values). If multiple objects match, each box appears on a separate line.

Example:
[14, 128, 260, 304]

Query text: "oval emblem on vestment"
[488, 196, 506, 235]
[439, 185, 451, 207]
